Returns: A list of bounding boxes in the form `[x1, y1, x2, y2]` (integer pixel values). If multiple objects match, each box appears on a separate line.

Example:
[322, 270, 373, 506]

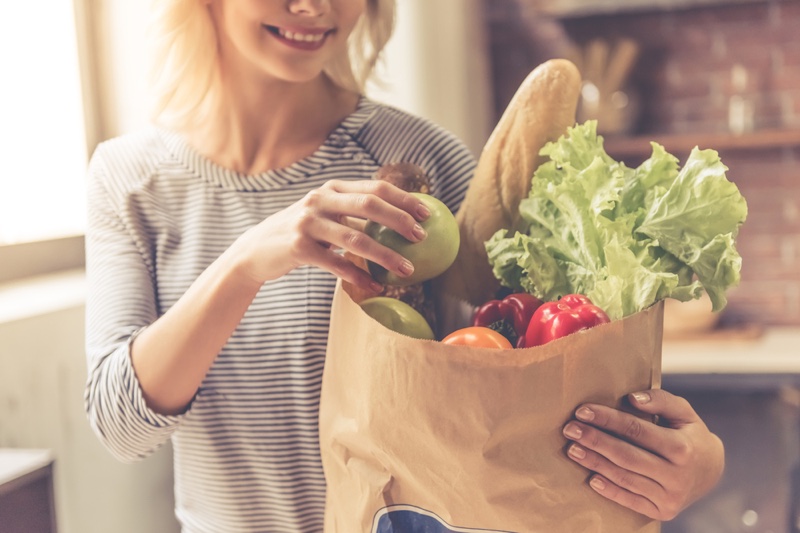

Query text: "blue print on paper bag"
[372, 505, 514, 533]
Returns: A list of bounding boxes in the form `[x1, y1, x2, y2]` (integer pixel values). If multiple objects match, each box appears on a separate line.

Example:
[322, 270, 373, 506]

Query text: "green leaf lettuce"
[485, 120, 747, 320]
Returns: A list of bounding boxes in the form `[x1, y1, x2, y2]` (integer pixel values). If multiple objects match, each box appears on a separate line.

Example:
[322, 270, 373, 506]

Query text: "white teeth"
[279, 29, 325, 43]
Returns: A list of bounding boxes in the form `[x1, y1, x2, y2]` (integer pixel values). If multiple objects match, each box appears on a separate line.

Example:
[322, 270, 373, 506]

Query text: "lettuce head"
[486, 121, 747, 320]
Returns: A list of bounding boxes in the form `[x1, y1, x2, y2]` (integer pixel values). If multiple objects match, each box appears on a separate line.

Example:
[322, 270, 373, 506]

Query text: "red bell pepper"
[472, 293, 543, 348]
[523, 294, 610, 347]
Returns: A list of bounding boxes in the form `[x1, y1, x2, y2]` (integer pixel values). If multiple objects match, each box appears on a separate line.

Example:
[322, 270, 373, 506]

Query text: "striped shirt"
[84, 97, 476, 532]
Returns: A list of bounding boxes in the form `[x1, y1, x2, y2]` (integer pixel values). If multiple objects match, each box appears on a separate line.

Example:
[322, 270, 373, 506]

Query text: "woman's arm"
[562, 389, 725, 520]
[130, 178, 433, 414]
[128, 248, 263, 415]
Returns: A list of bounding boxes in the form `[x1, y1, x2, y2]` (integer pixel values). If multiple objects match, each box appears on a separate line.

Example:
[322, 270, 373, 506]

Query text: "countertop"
[661, 327, 800, 389]
[0, 449, 53, 491]
[662, 326, 800, 378]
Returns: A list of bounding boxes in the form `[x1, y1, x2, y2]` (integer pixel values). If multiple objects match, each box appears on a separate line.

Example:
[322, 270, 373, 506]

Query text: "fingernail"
[412, 223, 427, 241]
[590, 477, 606, 491]
[398, 259, 414, 276]
[416, 203, 431, 219]
[370, 281, 384, 293]
[632, 392, 651, 404]
[568, 444, 586, 460]
[576, 407, 595, 421]
[563, 423, 582, 440]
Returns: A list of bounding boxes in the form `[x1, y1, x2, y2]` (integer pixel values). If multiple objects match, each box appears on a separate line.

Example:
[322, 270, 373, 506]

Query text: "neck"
[190, 72, 360, 175]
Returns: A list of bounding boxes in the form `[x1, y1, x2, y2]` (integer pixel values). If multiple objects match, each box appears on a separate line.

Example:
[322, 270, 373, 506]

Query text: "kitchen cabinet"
[0, 449, 57, 533]
[527, 0, 770, 18]
[661, 329, 800, 533]
[604, 129, 800, 163]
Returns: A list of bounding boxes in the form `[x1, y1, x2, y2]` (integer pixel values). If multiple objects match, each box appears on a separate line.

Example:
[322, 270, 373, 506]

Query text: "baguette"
[437, 59, 582, 306]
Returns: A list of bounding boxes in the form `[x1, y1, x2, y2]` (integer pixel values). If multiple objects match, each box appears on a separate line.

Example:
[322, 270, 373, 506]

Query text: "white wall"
[0, 273, 179, 533]
[367, 0, 493, 157]
[91, 0, 151, 138]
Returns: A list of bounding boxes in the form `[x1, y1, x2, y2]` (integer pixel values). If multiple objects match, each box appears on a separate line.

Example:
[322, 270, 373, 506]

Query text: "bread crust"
[437, 59, 582, 306]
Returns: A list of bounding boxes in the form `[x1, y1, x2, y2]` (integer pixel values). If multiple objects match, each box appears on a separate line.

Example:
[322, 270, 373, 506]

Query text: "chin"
[277, 67, 330, 86]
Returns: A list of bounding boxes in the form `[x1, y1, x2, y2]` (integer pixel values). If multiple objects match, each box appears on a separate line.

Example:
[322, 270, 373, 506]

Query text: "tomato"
[365, 192, 460, 287]
[360, 296, 435, 340]
[441, 326, 513, 349]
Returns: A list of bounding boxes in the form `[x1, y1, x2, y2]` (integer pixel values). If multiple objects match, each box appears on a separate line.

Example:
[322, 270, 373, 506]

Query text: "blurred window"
[0, 1, 88, 246]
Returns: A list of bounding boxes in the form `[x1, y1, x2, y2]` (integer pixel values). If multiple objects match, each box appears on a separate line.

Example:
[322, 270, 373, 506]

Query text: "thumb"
[628, 389, 701, 427]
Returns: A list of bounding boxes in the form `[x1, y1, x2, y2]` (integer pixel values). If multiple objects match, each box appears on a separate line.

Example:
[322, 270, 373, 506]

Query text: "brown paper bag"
[320, 280, 663, 533]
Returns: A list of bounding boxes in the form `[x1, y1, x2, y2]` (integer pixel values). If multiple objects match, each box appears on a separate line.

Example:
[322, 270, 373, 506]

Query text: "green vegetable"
[360, 296, 435, 340]
[485, 120, 747, 320]
[366, 192, 460, 287]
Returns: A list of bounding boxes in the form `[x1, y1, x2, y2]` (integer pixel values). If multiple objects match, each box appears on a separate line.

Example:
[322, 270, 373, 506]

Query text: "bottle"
[728, 63, 754, 135]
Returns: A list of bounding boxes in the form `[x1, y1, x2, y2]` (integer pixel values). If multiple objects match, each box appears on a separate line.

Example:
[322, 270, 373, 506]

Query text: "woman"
[83, 0, 722, 531]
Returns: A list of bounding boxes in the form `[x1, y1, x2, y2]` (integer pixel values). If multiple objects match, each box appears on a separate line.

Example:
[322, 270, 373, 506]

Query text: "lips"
[264, 24, 333, 51]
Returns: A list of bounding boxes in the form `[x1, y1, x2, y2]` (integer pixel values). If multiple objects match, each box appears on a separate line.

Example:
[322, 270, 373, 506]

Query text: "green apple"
[360, 297, 435, 340]
[365, 192, 459, 287]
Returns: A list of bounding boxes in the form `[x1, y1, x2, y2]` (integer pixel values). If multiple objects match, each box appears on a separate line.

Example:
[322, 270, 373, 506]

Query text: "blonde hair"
[146, 0, 396, 133]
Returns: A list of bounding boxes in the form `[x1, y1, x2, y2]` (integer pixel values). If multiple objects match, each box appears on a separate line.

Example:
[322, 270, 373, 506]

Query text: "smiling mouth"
[264, 25, 332, 49]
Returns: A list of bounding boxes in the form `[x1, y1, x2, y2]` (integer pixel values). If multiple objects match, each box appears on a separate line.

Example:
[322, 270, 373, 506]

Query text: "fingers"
[298, 180, 434, 283]
[563, 415, 669, 475]
[626, 389, 701, 427]
[328, 179, 432, 220]
[338, 215, 366, 232]
[584, 474, 666, 520]
[567, 403, 673, 458]
[563, 417, 683, 521]
[566, 441, 664, 496]
[270, 179, 436, 286]
[291, 180, 438, 290]
[306, 217, 415, 281]
[320, 180, 431, 242]
[567, 400, 699, 465]
[564, 392, 725, 522]
[304, 243, 381, 292]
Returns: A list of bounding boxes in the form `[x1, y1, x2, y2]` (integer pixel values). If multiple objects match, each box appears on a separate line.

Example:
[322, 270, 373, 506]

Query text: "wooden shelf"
[603, 128, 800, 161]
[528, 0, 767, 19]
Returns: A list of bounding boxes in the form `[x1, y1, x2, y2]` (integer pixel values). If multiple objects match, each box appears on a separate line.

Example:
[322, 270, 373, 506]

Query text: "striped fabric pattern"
[84, 97, 476, 533]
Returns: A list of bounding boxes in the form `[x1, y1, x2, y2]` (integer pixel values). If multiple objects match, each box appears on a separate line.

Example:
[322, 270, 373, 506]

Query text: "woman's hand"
[230, 179, 431, 290]
[562, 389, 725, 521]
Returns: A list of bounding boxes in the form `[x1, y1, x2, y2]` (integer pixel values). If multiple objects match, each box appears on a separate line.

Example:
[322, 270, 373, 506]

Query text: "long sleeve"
[83, 145, 182, 463]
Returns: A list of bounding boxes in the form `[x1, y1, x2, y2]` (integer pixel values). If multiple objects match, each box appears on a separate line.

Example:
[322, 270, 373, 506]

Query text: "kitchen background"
[488, 1, 800, 532]
[0, 0, 798, 532]
[489, 0, 800, 328]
